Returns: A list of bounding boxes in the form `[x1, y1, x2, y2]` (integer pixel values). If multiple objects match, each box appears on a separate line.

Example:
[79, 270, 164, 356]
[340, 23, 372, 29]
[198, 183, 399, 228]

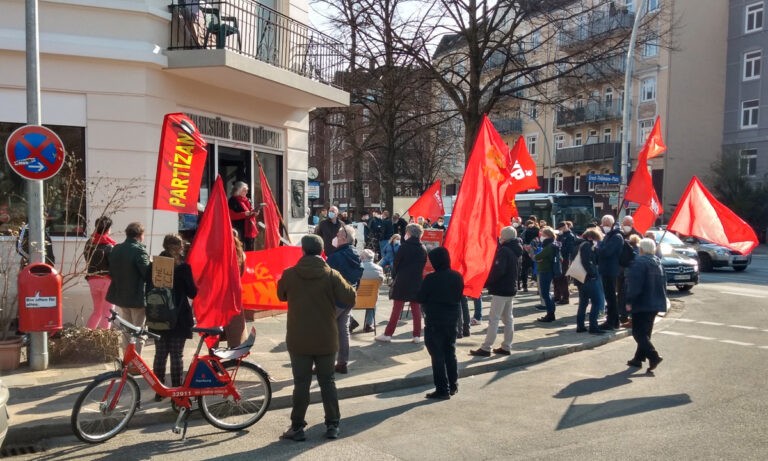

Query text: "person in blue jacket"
[597, 215, 625, 330]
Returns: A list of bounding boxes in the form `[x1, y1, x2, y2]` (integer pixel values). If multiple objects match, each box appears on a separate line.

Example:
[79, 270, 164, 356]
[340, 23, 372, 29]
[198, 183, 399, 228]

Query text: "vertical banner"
[241, 246, 304, 310]
[153, 113, 208, 213]
[259, 164, 282, 249]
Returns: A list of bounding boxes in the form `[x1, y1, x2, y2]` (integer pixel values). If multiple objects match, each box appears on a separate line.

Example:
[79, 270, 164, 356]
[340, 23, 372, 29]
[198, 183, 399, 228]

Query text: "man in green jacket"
[277, 234, 356, 442]
[106, 222, 150, 354]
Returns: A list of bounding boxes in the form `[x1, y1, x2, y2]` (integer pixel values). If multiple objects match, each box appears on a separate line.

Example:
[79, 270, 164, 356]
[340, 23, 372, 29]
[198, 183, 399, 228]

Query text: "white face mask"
[602, 225, 612, 233]
[622, 225, 632, 234]
[331, 237, 339, 247]
[513, 222, 520, 228]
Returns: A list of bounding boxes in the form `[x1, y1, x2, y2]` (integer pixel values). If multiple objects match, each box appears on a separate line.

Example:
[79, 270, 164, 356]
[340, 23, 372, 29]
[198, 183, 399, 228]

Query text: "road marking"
[719, 340, 755, 347]
[675, 319, 768, 333]
[698, 321, 724, 326]
[720, 291, 765, 298]
[687, 335, 716, 340]
[658, 331, 685, 336]
[675, 319, 696, 323]
[659, 331, 764, 349]
[729, 325, 759, 330]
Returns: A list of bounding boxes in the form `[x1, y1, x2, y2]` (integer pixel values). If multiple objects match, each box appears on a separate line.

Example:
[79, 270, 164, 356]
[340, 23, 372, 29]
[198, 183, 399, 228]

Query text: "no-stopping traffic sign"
[5, 125, 66, 180]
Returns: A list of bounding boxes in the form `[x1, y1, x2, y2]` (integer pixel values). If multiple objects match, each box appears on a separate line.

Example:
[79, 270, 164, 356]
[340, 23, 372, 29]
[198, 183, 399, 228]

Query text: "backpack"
[552, 244, 563, 277]
[619, 240, 636, 268]
[145, 287, 178, 331]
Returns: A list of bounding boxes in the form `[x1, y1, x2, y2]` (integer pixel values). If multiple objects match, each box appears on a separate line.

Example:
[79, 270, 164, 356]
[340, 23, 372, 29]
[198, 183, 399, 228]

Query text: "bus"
[514, 193, 596, 234]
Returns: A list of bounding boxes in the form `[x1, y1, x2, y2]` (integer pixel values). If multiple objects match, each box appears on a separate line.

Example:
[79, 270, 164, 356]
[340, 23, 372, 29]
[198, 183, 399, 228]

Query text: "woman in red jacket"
[228, 181, 260, 251]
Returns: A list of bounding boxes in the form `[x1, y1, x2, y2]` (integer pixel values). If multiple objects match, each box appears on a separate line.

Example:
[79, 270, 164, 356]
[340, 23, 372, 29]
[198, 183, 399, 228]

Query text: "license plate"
[732, 256, 747, 262]
[674, 275, 690, 281]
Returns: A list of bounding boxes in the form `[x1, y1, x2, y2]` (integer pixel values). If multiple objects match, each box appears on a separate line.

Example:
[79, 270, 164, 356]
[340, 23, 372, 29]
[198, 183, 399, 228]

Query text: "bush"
[49, 324, 120, 365]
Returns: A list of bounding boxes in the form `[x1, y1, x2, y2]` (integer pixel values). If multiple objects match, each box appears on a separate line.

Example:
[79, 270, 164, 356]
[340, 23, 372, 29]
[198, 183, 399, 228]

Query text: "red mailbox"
[17, 263, 63, 332]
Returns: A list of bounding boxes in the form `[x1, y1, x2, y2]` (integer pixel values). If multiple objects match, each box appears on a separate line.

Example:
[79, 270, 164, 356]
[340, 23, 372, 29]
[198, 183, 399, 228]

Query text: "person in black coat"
[554, 221, 576, 304]
[376, 223, 427, 343]
[417, 246, 464, 399]
[597, 215, 625, 330]
[470, 226, 523, 357]
[150, 234, 197, 400]
[575, 228, 606, 334]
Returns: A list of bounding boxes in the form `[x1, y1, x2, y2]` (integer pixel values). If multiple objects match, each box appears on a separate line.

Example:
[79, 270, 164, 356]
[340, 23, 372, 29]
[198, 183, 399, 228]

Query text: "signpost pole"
[26, 0, 49, 371]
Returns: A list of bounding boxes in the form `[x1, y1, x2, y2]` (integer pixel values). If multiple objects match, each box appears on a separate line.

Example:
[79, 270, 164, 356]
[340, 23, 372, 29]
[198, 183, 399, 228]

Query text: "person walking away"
[470, 226, 522, 356]
[574, 227, 605, 334]
[418, 246, 464, 399]
[149, 234, 197, 401]
[84, 216, 116, 329]
[360, 249, 385, 333]
[106, 222, 151, 356]
[625, 238, 667, 373]
[326, 225, 363, 373]
[597, 215, 625, 330]
[554, 221, 575, 305]
[314, 205, 344, 256]
[277, 235, 356, 441]
[378, 210, 395, 258]
[618, 216, 642, 326]
[534, 227, 559, 323]
[228, 181, 260, 251]
[519, 220, 540, 292]
[375, 223, 427, 343]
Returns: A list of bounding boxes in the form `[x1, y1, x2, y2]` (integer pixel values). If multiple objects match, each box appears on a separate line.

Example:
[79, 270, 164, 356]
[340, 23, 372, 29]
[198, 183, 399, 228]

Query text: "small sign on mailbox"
[24, 295, 58, 308]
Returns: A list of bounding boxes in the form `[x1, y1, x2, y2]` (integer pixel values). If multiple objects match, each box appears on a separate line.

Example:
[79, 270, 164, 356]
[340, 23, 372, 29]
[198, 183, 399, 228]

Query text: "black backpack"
[145, 287, 178, 331]
[619, 240, 636, 268]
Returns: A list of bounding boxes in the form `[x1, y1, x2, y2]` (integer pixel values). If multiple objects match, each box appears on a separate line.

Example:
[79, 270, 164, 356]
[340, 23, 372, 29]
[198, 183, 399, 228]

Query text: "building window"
[588, 129, 598, 144]
[574, 172, 581, 192]
[643, 35, 659, 57]
[639, 119, 654, 144]
[742, 100, 760, 128]
[744, 50, 762, 80]
[554, 173, 564, 192]
[647, 0, 660, 13]
[555, 134, 565, 149]
[363, 183, 370, 198]
[526, 135, 538, 157]
[746, 2, 764, 33]
[603, 128, 612, 143]
[588, 170, 596, 191]
[605, 87, 614, 108]
[362, 159, 370, 173]
[574, 132, 583, 146]
[740, 149, 758, 176]
[640, 76, 656, 102]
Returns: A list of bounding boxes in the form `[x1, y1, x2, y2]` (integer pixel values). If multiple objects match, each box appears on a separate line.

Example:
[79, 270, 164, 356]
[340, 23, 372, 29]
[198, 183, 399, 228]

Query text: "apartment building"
[0, 0, 348, 323]
[724, 0, 768, 181]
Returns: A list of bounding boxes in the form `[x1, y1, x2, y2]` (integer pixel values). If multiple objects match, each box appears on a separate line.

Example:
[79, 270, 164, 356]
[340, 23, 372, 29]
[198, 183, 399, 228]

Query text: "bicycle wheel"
[199, 360, 271, 431]
[71, 371, 140, 443]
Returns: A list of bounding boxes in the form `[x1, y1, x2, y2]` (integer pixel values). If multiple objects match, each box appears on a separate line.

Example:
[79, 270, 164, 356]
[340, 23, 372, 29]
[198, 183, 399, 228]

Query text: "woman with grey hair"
[228, 181, 260, 250]
[625, 237, 667, 373]
[376, 223, 427, 343]
[360, 249, 386, 332]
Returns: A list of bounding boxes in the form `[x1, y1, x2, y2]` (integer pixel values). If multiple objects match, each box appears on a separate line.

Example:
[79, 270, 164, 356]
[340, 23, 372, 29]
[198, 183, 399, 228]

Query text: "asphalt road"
[13, 256, 768, 460]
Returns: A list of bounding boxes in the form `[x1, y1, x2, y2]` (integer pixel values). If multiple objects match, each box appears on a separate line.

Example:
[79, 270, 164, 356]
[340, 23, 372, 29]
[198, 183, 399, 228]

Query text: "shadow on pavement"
[556, 393, 692, 430]
[553, 368, 637, 399]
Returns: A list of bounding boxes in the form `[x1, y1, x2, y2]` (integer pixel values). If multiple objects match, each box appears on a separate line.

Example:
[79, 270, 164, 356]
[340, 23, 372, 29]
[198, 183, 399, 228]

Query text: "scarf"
[234, 195, 258, 239]
[91, 233, 117, 246]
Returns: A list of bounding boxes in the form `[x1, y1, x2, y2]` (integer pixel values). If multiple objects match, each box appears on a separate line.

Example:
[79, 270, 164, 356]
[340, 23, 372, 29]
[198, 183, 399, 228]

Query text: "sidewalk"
[2, 287, 663, 445]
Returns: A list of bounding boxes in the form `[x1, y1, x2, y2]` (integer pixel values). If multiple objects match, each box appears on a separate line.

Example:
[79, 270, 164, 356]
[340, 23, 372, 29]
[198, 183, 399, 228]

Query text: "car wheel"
[676, 284, 693, 292]
[699, 253, 713, 272]
[733, 266, 747, 272]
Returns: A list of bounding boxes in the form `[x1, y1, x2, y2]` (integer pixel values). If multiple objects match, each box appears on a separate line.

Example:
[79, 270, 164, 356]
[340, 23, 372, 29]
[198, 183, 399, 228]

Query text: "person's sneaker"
[492, 347, 511, 356]
[374, 334, 392, 342]
[620, 319, 633, 328]
[598, 322, 616, 331]
[627, 359, 643, 368]
[647, 356, 664, 372]
[349, 317, 360, 333]
[536, 315, 556, 323]
[470, 318, 481, 326]
[425, 391, 450, 400]
[281, 425, 306, 442]
[449, 385, 459, 396]
[335, 363, 348, 374]
[363, 325, 374, 333]
[412, 336, 423, 344]
[325, 425, 340, 439]
[469, 348, 491, 357]
[588, 328, 605, 335]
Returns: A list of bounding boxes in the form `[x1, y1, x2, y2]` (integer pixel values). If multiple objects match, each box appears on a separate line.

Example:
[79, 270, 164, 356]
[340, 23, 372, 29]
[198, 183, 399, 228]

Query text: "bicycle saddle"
[212, 327, 256, 360]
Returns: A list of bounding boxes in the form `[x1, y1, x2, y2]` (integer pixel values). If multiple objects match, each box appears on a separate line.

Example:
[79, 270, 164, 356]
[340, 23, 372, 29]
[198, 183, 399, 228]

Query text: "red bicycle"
[71, 310, 271, 443]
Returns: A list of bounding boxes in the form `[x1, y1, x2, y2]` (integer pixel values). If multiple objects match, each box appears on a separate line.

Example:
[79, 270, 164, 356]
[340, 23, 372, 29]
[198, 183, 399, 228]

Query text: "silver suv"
[681, 236, 752, 272]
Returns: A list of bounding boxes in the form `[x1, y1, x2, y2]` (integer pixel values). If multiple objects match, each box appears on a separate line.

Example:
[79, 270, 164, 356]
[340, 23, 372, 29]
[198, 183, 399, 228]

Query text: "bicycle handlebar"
[108, 309, 161, 340]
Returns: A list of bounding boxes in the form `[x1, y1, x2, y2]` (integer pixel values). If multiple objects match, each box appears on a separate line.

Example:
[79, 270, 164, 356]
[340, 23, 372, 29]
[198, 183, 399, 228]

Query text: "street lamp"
[523, 107, 553, 193]
[365, 151, 384, 211]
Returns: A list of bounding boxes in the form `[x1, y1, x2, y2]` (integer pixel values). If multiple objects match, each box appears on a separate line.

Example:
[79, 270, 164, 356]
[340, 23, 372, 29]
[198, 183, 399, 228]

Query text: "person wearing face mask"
[534, 227, 560, 323]
[378, 233, 401, 277]
[431, 217, 446, 231]
[392, 212, 408, 238]
[596, 214, 625, 330]
[315, 205, 344, 256]
[326, 225, 363, 373]
[519, 219, 540, 292]
[617, 215, 642, 326]
[554, 221, 576, 305]
[574, 227, 605, 334]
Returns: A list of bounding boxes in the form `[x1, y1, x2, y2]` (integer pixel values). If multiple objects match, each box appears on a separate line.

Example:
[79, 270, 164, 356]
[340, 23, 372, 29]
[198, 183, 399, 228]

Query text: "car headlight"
[692, 264, 698, 271]
[715, 249, 729, 256]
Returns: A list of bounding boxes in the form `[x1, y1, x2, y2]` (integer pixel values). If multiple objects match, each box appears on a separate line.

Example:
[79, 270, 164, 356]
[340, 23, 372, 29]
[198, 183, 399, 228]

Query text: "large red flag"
[407, 180, 445, 222]
[499, 136, 540, 224]
[258, 164, 281, 249]
[187, 176, 242, 345]
[153, 113, 208, 213]
[444, 115, 511, 297]
[241, 246, 304, 310]
[667, 176, 758, 254]
[626, 117, 666, 233]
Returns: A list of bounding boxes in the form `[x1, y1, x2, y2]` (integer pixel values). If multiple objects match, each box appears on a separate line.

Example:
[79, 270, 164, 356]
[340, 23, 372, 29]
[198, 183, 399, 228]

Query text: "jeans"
[384, 301, 422, 337]
[289, 352, 339, 427]
[335, 306, 352, 364]
[463, 297, 483, 321]
[576, 278, 604, 330]
[364, 308, 375, 327]
[602, 275, 619, 327]
[424, 323, 458, 395]
[538, 271, 556, 317]
[480, 295, 514, 351]
[631, 311, 660, 362]
[457, 298, 471, 335]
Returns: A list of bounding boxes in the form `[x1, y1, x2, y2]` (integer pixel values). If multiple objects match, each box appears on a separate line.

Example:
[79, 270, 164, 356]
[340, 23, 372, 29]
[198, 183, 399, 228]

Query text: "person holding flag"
[228, 181, 260, 251]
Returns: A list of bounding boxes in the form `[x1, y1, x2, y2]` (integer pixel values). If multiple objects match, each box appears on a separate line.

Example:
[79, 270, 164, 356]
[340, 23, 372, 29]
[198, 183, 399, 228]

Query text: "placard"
[152, 256, 175, 288]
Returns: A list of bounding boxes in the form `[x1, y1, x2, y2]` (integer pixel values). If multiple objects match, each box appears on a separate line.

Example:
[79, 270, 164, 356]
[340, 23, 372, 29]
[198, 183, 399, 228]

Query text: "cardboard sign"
[152, 256, 175, 288]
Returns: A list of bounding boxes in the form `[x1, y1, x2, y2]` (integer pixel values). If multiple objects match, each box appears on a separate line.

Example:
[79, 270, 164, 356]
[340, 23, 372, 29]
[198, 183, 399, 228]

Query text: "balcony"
[559, 54, 626, 89]
[558, 10, 634, 49]
[556, 100, 623, 128]
[555, 142, 621, 165]
[166, 0, 348, 108]
[490, 117, 523, 135]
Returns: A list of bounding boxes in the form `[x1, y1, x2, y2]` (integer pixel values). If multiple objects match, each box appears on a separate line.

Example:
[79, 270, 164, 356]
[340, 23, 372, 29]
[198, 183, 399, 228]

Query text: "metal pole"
[618, 0, 647, 219]
[25, 0, 48, 370]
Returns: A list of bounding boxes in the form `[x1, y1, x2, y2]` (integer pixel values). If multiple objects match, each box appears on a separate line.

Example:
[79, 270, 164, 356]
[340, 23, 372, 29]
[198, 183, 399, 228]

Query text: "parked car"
[0, 378, 8, 447]
[681, 236, 752, 272]
[658, 249, 700, 292]
[646, 229, 699, 260]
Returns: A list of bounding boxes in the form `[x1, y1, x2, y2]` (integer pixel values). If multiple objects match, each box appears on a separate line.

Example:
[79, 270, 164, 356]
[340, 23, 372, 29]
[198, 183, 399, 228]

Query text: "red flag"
[153, 113, 208, 213]
[626, 117, 666, 233]
[499, 136, 540, 225]
[258, 164, 281, 249]
[444, 115, 511, 298]
[667, 176, 758, 254]
[407, 180, 445, 222]
[241, 246, 304, 310]
[187, 176, 242, 346]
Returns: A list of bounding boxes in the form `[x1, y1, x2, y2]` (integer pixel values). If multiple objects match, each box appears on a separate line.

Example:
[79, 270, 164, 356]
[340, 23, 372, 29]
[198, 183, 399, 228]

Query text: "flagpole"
[255, 158, 292, 244]
[618, 0, 647, 218]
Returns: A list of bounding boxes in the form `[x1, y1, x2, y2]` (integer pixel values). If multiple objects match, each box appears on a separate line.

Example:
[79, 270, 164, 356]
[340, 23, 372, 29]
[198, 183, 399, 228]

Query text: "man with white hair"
[315, 205, 344, 256]
[359, 249, 385, 332]
[597, 214, 625, 330]
[618, 215, 642, 326]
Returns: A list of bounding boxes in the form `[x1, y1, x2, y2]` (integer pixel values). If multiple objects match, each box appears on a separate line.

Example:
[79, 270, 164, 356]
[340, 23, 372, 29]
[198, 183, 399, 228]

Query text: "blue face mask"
[328, 212, 336, 219]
